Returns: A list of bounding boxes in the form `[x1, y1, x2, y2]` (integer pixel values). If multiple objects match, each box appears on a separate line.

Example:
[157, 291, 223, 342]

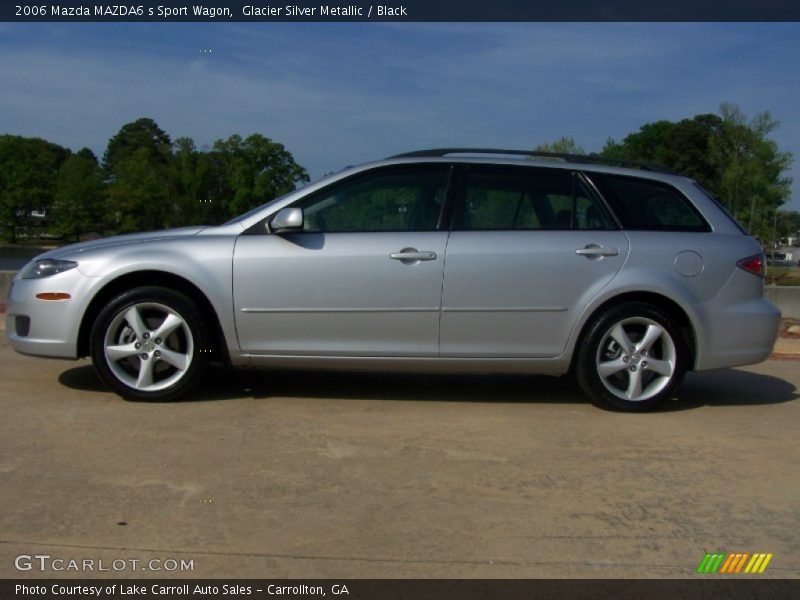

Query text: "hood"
[36, 227, 207, 260]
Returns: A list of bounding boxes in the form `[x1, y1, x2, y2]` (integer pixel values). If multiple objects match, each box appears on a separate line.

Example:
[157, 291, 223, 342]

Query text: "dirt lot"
[0, 342, 798, 579]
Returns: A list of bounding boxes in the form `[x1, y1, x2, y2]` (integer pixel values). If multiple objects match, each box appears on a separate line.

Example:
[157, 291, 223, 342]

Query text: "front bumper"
[5, 268, 95, 359]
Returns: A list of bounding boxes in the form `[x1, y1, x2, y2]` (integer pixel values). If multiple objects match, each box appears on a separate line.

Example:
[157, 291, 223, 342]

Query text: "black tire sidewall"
[577, 302, 688, 411]
[90, 286, 208, 401]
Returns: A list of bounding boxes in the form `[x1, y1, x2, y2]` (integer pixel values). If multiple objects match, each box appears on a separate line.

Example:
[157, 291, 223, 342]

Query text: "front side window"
[296, 165, 450, 232]
[455, 166, 613, 231]
[589, 174, 710, 232]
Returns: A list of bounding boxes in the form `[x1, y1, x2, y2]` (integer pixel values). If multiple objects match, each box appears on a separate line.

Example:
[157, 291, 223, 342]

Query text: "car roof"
[391, 148, 678, 174]
[363, 154, 692, 186]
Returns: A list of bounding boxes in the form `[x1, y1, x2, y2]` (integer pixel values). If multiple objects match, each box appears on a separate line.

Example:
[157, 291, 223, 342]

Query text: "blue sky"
[1, 22, 799, 209]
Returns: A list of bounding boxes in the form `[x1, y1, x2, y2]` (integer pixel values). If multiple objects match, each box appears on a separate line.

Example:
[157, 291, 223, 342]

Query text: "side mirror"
[269, 207, 303, 233]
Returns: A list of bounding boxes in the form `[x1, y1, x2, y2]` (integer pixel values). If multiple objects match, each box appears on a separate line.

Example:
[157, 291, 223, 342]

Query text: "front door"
[233, 164, 452, 357]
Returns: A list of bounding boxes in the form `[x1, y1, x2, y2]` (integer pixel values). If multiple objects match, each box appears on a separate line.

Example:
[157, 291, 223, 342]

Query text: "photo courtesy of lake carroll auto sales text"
[15, 582, 352, 596]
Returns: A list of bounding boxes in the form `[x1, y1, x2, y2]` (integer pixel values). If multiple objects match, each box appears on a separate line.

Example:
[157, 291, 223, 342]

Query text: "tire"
[90, 286, 209, 401]
[576, 302, 688, 411]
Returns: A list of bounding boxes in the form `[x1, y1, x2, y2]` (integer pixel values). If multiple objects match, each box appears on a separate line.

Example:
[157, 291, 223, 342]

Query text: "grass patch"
[766, 267, 800, 286]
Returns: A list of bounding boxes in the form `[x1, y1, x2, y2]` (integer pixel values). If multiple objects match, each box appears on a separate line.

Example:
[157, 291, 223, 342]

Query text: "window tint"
[297, 166, 449, 232]
[457, 167, 613, 231]
[590, 174, 710, 232]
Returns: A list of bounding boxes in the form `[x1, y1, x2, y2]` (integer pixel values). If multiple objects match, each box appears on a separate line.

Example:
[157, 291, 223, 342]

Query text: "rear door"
[440, 164, 629, 357]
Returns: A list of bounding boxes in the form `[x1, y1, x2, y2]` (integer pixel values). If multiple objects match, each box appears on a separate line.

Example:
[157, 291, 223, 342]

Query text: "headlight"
[21, 259, 79, 279]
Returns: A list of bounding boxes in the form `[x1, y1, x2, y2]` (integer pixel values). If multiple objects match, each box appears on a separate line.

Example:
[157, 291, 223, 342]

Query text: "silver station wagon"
[5, 149, 781, 410]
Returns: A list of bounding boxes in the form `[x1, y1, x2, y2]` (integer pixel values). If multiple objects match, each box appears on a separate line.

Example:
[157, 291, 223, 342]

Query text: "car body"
[5, 149, 781, 410]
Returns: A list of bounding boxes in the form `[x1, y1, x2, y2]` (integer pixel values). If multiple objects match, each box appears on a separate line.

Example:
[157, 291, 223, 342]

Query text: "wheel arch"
[569, 291, 697, 373]
[77, 270, 230, 365]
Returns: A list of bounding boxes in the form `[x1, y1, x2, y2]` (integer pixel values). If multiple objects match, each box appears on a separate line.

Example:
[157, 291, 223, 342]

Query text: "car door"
[440, 164, 629, 358]
[233, 164, 453, 357]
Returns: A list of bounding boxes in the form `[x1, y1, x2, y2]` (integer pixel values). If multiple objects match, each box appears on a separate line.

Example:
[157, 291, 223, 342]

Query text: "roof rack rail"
[390, 148, 678, 175]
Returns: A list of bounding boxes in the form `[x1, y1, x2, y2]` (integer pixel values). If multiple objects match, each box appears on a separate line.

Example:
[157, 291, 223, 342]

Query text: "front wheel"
[576, 302, 688, 411]
[90, 286, 209, 401]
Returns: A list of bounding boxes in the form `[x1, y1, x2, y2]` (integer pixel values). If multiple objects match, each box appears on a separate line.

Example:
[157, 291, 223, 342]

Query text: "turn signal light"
[35, 292, 71, 301]
[737, 255, 764, 278]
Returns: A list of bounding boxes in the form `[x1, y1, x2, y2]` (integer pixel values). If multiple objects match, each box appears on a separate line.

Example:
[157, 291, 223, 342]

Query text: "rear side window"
[456, 166, 613, 231]
[589, 174, 711, 232]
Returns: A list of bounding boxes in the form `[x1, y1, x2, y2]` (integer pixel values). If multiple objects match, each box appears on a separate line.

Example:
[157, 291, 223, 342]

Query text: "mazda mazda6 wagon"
[5, 149, 781, 410]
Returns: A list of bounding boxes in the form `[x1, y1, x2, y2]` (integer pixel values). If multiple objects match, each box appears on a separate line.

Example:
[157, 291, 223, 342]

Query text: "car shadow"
[59, 364, 585, 405]
[58, 362, 798, 410]
[673, 368, 799, 409]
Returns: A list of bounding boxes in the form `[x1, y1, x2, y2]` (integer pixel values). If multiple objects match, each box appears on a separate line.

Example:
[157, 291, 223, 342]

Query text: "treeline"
[535, 103, 795, 244]
[0, 117, 309, 242]
[0, 104, 795, 245]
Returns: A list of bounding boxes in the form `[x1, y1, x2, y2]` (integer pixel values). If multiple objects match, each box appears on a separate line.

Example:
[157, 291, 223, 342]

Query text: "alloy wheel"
[595, 316, 677, 402]
[103, 302, 194, 392]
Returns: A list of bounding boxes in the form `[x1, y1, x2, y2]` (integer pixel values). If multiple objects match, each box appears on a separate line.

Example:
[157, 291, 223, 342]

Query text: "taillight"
[737, 254, 764, 278]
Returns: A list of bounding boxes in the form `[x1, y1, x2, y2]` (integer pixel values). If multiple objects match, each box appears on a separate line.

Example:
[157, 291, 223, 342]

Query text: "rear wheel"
[90, 286, 208, 401]
[576, 302, 688, 411]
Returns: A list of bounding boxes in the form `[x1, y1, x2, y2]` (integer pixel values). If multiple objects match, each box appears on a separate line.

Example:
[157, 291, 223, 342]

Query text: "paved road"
[0, 257, 27, 271]
[1, 342, 798, 579]
[0, 246, 49, 271]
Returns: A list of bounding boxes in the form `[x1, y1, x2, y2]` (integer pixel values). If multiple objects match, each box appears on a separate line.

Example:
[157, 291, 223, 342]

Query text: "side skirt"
[241, 354, 570, 375]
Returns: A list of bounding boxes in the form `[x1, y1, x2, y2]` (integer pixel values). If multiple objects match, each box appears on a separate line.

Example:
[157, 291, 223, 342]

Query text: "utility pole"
[772, 209, 779, 251]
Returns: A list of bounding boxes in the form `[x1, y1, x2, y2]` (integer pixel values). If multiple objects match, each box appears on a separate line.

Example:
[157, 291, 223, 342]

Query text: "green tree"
[0, 135, 70, 242]
[533, 136, 586, 155]
[603, 120, 675, 163]
[1, 121, 311, 237]
[172, 137, 201, 224]
[170, 137, 228, 225]
[777, 211, 800, 243]
[102, 118, 175, 232]
[212, 134, 309, 217]
[51, 148, 104, 241]
[103, 117, 172, 180]
[710, 104, 792, 240]
[603, 114, 723, 188]
[106, 148, 171, 233]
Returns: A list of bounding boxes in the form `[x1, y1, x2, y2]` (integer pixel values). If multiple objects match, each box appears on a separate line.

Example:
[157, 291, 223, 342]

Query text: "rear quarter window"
[589, 174, 711, 232]
[692, 182, 748, 234]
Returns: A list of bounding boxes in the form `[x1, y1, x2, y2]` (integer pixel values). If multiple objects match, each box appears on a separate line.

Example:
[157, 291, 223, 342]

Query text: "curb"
[769, 353, 800, 361]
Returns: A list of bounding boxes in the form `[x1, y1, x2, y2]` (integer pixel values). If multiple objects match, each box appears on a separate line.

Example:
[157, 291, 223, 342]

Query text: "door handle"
[390, 249, 437, 262]
[575, 245, 619, 257]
